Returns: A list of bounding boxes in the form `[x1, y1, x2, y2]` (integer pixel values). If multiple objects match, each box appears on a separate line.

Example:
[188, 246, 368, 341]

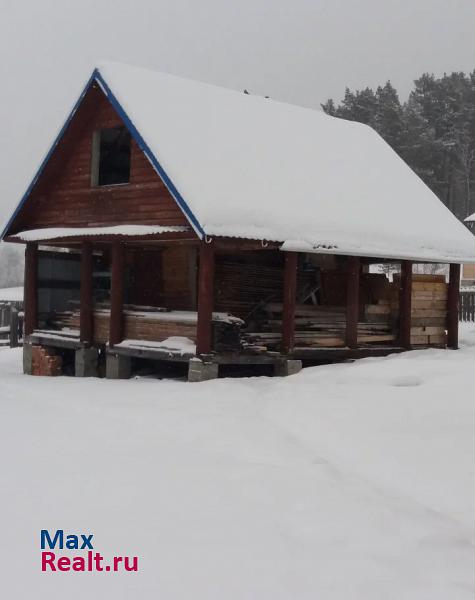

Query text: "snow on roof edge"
[281, 240, 475, 264]
[11, 225, 189, 242]
[0, 286, 23, 302]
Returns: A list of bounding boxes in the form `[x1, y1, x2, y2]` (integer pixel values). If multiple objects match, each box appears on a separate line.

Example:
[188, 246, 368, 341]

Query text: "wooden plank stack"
[50, 304, 243, 349]
[214, 257, 318, 319]
[214, 260, 283, 318]
[391, 274, 448, 346]
[243, 301, 396, 351]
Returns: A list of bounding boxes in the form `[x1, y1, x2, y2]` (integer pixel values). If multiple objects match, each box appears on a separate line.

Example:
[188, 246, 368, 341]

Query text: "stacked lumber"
[54, 309, 198, 344]
[391, 274, 448, 346]
[214, 258, 317, 319]
[242, 302, 396, 351]
[215, 260, 283, 318]
[50, 305, 243, 349]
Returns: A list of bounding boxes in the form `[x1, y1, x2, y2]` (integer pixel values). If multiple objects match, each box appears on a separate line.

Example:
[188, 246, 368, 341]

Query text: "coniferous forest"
[322, 71, 475, 223]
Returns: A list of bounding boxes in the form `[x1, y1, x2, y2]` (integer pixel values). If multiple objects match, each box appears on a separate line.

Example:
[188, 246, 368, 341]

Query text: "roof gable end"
[1, 69, 204, 240]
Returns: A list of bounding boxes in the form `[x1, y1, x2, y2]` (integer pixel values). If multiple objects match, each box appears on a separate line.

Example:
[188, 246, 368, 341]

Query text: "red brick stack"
[32, 346, 62, 376]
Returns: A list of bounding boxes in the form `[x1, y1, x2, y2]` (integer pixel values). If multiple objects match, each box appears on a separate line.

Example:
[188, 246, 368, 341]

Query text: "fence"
[460, 291, 475, 322]
[0, 301, 24, 348]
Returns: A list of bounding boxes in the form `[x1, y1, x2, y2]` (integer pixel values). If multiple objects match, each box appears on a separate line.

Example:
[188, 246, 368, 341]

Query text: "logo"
[40, 530, 138, 572]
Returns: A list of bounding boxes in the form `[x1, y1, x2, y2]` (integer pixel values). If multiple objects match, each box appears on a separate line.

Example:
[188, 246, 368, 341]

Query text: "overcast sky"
[1, 0, 474, 228]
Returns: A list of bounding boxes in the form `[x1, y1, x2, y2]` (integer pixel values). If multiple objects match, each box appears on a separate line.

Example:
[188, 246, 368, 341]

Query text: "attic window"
[92, 127, 131, 186]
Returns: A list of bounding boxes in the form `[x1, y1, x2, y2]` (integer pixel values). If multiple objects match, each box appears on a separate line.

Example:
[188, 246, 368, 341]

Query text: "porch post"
[399, 260, 413, 349]
[80, 242, 94, 344]
[196, 240, 215, 355]
[24, 242, 38, 336]
[345, 256, 360, 349]
[281, 252, 298, 354]
[447, 263, 461, 349]
[109, 242, 125, 346]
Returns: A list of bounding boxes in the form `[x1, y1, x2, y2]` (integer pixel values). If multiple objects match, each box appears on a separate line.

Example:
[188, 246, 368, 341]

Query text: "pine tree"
[322, 70, 475, 223]
[374, 82, 405, 154]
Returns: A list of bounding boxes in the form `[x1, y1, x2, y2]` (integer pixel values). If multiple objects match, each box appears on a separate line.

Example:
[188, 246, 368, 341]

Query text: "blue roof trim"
[94, 70, 205, 238]
[2, 68, 205, 240]
[0, 71, 98, 240]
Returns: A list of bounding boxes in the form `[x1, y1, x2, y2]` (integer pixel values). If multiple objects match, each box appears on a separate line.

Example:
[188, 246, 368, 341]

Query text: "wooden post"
[345, 256, 360, 349]
[196, 240, 215, 355]
[399, 260, 413, 349]
[447, 263, 460, 349]
[24, 242, 38, 336]
[80, 242, 94, 344]
[9, 307, 19, 348]
[281, 252, 298, 354]
[109, 242, 125, 346]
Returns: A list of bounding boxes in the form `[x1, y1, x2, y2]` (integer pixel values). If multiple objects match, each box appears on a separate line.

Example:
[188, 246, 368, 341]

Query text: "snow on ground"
[2, 326, 475, 599]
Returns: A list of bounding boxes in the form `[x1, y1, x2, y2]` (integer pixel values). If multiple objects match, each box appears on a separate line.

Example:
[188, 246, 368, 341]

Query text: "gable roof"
[4, 61, 475, 263]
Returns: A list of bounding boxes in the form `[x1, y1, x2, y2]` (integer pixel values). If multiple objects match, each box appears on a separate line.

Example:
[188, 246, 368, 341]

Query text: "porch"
[20, 234, 461, 381]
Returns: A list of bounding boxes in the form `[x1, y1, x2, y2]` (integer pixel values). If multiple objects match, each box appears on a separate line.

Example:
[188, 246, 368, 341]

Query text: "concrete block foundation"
[274, 359, 303, 377]
[106, 352, 131, 379]
[23, 342, 33, 375]
[75, 347, 99, 377]
[188, 358, 219, 382]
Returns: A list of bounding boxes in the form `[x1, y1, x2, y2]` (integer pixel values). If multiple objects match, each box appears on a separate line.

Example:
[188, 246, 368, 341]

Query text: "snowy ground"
[2, 327, 475, 599]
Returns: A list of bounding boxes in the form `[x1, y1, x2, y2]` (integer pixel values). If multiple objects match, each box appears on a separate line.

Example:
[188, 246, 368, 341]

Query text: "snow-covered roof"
[12, 225, 189, 242]
[0, 286, 23, 302]
[465, 213, 475, 223]
[5, 61, 475, 263]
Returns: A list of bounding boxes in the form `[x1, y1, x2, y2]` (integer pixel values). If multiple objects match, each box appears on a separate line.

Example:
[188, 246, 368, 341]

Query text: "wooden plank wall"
[8, 84, 190, 234]
[129, 246, 197, 310]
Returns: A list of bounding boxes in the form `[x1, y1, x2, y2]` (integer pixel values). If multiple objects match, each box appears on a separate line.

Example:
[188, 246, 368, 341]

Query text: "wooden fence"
[0, 301, 24, 347]
[460, 291, 475, 322]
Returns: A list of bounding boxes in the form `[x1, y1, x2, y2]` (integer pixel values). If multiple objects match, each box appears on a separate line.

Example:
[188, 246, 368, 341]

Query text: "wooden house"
[2, 62, 475, 380]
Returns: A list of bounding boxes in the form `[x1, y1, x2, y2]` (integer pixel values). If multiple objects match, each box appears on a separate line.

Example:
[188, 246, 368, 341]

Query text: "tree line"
[322, 71, 475, 222]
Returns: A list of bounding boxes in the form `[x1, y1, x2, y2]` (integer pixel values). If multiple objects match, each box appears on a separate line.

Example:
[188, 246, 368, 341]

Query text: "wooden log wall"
[7, 84, 190, 234]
